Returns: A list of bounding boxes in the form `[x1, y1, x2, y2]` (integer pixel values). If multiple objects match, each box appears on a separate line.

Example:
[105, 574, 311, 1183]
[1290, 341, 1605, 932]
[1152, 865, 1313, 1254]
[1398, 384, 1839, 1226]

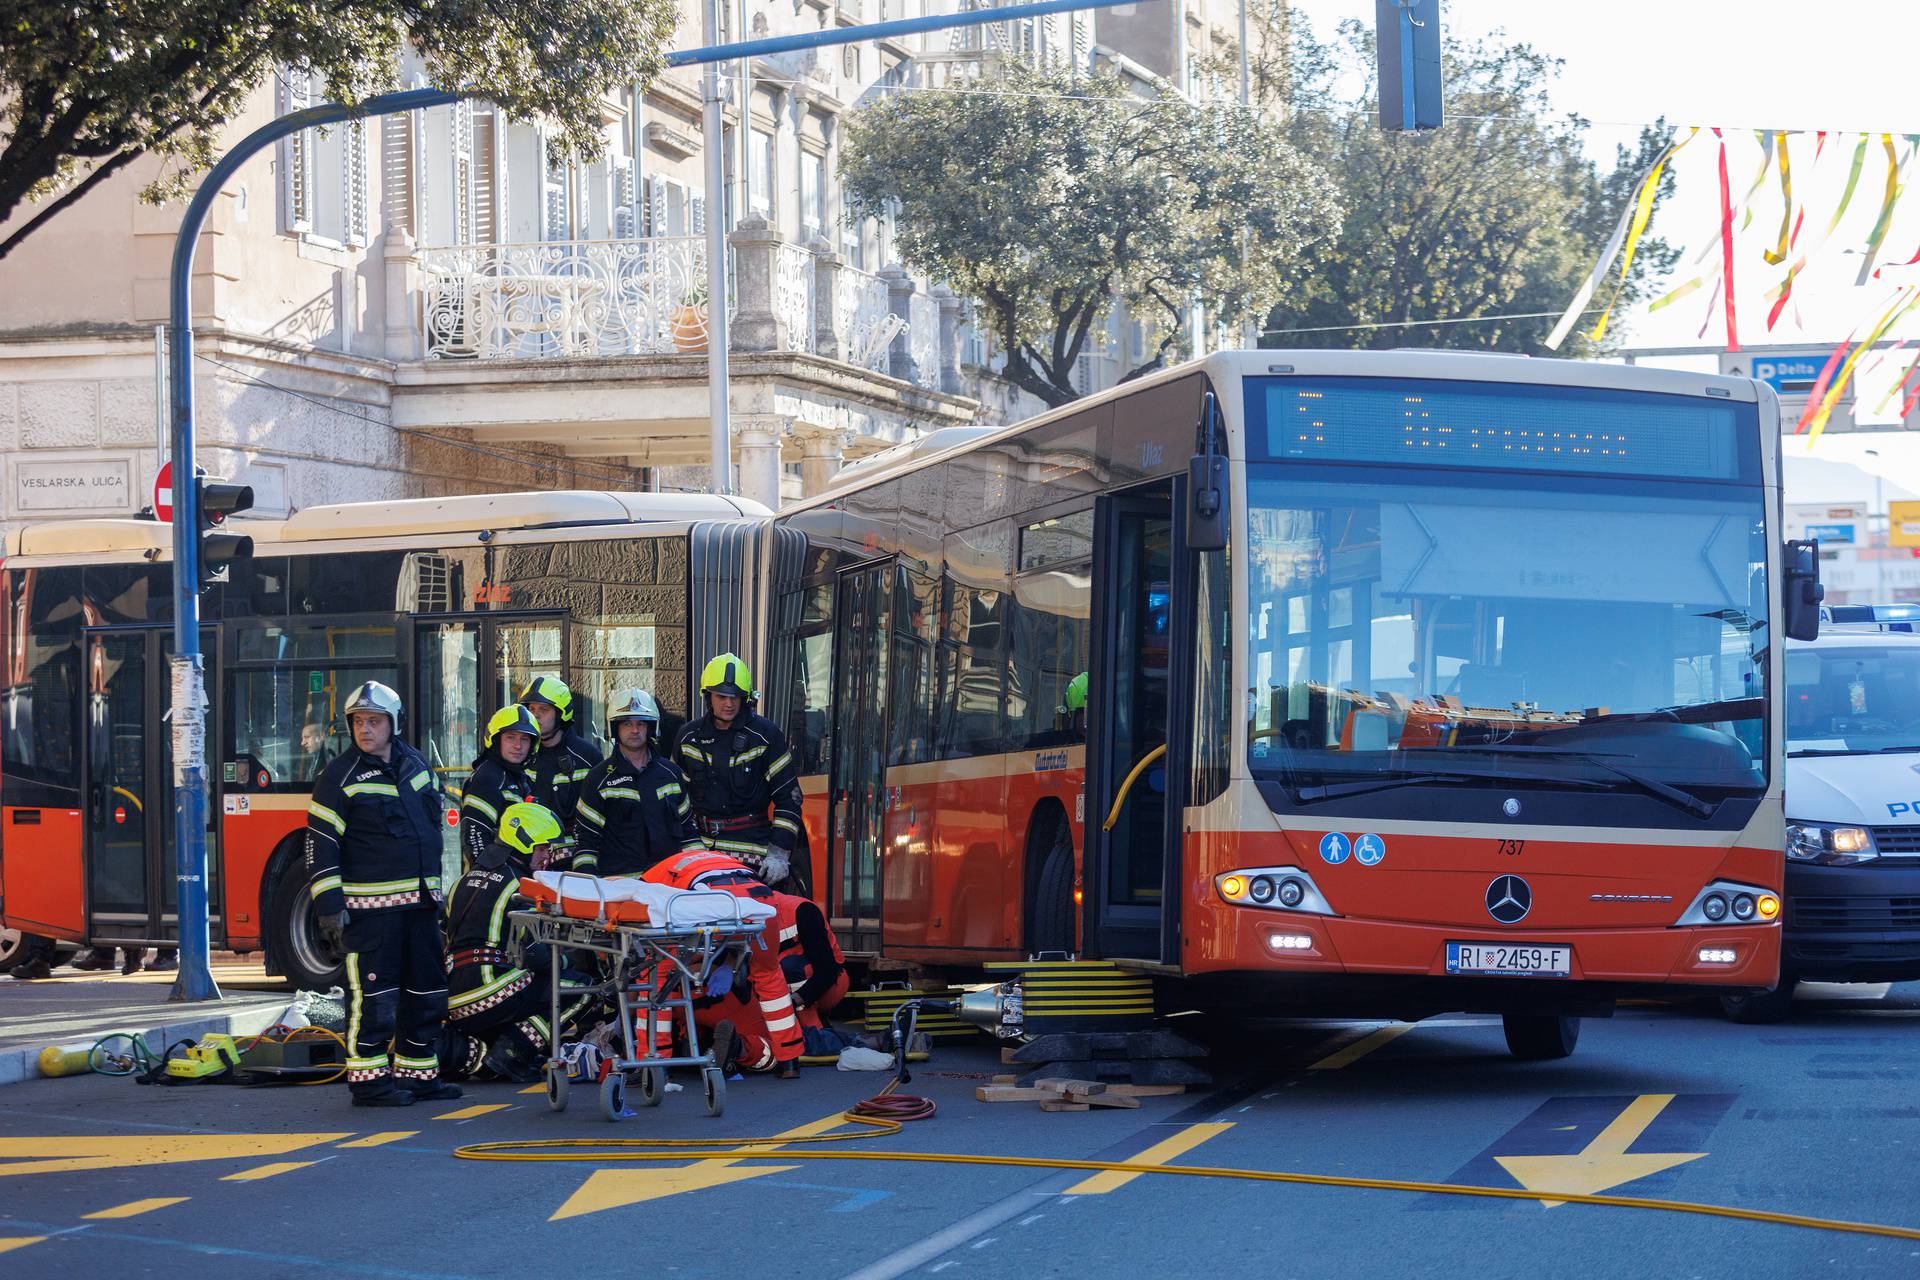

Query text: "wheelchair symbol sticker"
[1354, 833, 1386, 866]
[1319, 832, 1351, 865]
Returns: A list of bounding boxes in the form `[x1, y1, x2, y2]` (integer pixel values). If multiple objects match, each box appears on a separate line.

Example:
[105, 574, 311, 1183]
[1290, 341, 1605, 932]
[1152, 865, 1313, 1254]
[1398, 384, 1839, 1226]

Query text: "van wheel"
[1030, 817, 1075, 955]
[267, 861, 345, 992]
[1503, 1014, 1581, 1060]
[0, 927, 22, 969]
[1720, 979, 1795, 1024]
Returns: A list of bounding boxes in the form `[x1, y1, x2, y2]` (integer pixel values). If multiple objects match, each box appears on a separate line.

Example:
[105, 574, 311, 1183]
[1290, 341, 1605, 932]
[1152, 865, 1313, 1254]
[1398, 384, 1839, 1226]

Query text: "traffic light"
[1376, 0, 1442, 132]
[197, 472, 254, 591]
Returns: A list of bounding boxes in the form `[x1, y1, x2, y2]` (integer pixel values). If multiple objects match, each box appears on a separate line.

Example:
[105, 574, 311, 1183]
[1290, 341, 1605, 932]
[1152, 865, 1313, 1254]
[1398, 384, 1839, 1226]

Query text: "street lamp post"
[1866, 448, 1887, 600]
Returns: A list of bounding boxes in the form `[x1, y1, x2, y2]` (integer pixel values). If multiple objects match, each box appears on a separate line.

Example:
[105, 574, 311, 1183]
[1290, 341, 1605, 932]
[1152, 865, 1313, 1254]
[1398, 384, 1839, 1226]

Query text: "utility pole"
[702, 0, 735, 496]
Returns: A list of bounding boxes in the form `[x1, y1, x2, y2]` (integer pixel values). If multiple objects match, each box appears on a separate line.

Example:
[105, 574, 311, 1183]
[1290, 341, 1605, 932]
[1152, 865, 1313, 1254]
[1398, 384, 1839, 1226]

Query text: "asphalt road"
[1, 982, 1916, 1279]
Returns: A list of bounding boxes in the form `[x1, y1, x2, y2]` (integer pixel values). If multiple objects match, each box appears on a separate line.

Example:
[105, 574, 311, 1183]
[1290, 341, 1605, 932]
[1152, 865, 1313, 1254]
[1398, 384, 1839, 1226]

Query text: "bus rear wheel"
[1502, 1013, 1581, 1060]
[1030, 817, 1076, 955]
[267, 860, 346, 992]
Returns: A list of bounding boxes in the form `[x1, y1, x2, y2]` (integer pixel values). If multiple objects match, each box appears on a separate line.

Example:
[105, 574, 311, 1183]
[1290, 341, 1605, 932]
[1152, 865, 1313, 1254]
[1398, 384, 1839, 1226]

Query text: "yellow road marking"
[1497, 1094, 1707, 1207]
[222, 1161, 318, 1182]
[520, 1083, 548, 1094]
[1065, 1122, 1236, 1195]
[337, 1132, 417, 1149]
[1310, 1024, 1413, 1069]
[550, 1112, 850, 1222]
[434, 1104, 512, 1121]
[0, 1134, 350, 1179]
[84, 1197, 190, 1219]
[0, 1238, 46, 1255]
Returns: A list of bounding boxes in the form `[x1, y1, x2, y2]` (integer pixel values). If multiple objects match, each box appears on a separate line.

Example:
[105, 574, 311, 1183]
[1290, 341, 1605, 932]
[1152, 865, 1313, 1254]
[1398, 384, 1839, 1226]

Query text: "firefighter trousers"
[344, 907, 447, 1095]
[443, 980, 591, 1081]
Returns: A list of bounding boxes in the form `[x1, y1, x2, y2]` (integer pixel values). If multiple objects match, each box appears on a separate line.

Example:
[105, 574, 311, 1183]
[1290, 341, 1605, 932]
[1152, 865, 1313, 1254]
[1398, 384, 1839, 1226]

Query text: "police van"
[1740, 623, 1920, 1020]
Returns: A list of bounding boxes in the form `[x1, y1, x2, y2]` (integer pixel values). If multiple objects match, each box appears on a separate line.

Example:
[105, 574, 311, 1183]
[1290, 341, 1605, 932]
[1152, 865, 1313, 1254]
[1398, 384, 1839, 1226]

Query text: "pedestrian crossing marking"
[1065, 1122, 1236, 1195]
[83, 1197, 189, 1219]
[0, 1134, 351, 1179]
[434, 1103, 513, 1121]
[337, 1132, 417, 1148]
[221, 1161, 318, 1181]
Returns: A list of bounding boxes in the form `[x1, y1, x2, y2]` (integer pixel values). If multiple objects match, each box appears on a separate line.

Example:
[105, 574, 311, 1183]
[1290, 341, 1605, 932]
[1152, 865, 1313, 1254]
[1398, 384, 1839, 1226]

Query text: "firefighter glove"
[317, 910, 349, 957]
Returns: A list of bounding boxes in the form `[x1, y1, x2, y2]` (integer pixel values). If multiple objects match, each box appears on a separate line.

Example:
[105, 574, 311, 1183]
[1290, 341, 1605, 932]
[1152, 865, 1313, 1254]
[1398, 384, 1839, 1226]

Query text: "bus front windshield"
[1244, 471, 1770, 798]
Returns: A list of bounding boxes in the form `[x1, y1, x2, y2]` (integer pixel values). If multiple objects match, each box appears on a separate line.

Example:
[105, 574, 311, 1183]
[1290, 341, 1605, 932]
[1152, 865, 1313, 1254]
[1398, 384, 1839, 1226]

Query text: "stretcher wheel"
[637, 1065, 666, 1108]
[546, 1064, 570, 1113]
[702, 1067, 726, 1117]
[599, 1072, 627, 1122]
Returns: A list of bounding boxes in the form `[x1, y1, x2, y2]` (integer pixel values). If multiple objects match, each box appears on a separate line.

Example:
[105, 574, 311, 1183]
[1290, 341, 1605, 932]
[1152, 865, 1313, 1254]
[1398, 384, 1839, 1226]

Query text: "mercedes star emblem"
[1486, 874, 1532, 924]
[1502, 797, 1521, 818]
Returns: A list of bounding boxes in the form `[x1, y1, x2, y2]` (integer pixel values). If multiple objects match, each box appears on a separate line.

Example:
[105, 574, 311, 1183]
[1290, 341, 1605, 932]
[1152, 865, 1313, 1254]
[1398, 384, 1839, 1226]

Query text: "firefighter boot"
[403, 1079, 464, 1101]
[351, 1081, 417, 1108]
[71, 947, 115, 972]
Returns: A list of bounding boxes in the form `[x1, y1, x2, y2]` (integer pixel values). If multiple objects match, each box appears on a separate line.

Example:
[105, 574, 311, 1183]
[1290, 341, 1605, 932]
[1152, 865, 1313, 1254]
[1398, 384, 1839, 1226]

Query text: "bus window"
[494, 620, 564, 723]
[1010, 559, 1090, 749]
[416, 623, 481, 788]
[777, 580, 835, 774]
[228, 621, 400, 789]
[1189, 546, 1231, 807]
[2, 567, 82, 792]
[887, 567, 938, 767]
[936, 583, 1008, 759]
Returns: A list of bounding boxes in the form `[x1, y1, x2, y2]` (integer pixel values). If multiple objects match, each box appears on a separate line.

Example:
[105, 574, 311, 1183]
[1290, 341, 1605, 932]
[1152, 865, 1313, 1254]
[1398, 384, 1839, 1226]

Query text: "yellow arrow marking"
[0, 1134, 351, 1179]
[549, 1112, 850, 1222]
[0, 1238, 47, 1255]
[1496, 1094, 1706, 1208]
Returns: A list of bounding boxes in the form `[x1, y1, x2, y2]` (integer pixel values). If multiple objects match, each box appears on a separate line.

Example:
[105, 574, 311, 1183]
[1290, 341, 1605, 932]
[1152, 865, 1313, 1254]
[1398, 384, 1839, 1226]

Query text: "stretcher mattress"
[519, 870, 774, 930]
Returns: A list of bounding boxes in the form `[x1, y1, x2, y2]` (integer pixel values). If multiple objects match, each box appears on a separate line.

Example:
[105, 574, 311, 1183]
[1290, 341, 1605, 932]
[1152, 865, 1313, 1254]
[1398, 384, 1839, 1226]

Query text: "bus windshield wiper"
[1291, 768, 1610, 805]
[1410, 745, 1716, 818]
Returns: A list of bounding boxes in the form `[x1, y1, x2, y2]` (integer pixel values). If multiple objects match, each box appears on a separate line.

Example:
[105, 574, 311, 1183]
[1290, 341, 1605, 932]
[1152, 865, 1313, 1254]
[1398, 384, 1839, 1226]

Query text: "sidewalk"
[0, 959, 298, 1085]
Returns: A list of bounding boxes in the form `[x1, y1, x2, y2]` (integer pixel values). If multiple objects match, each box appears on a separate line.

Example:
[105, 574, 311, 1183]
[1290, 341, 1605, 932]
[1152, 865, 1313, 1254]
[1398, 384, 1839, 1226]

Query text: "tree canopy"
[0, 0, 678, 259]
[840, 59, 1342, 408]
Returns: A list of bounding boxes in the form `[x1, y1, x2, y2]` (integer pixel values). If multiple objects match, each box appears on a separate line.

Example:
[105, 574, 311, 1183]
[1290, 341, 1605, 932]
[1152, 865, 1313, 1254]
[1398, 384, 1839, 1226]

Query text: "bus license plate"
[1446, 942, 1571, 977]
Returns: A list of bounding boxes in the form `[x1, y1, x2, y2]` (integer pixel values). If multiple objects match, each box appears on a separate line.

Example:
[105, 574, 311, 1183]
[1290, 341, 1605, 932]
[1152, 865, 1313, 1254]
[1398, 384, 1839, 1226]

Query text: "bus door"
[81, 627, 221, 948]
[1084, 480, 1194, 963]
[826, 559, 891, 952]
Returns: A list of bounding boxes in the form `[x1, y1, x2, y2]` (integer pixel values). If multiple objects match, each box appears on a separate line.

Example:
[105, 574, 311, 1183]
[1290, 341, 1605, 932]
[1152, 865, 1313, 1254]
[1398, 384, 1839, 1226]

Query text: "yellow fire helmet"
[518, 674, 575, 723]
[498, 802, 564, 857]
[699, 652, 753, 699]
[484, 704, 541, 750]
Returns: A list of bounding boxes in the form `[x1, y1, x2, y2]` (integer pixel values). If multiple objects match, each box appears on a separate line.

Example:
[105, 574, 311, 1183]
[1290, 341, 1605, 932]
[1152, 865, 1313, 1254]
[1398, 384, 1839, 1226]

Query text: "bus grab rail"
[1102, 743, 1168, 832]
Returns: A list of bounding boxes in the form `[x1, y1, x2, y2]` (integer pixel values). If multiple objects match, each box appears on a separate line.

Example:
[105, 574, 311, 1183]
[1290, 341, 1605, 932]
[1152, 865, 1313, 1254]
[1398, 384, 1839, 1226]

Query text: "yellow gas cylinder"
[37, 1044, 94, 1077]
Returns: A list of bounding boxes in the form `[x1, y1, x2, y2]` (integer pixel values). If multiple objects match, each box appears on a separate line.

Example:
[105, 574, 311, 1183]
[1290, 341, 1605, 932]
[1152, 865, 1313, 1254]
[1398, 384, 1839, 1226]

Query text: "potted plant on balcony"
[670, 279, 709, 354]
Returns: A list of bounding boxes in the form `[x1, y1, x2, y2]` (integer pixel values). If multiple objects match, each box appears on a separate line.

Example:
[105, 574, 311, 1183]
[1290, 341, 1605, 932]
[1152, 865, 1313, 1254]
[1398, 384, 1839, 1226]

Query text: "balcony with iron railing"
[414, 218, 959, 391]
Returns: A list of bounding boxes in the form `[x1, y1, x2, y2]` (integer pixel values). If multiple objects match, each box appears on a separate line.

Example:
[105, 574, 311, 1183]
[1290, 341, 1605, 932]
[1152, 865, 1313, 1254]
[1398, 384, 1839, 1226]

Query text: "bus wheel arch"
[1023, 799, 1076, 955]
[261, 834, 344, 992]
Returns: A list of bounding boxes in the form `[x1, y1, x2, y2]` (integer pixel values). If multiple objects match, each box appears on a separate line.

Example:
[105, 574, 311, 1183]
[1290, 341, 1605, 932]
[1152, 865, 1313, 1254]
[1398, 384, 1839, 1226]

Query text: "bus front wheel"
[267, 860, 346, 992]
[1502, 1013, 1581, 1060]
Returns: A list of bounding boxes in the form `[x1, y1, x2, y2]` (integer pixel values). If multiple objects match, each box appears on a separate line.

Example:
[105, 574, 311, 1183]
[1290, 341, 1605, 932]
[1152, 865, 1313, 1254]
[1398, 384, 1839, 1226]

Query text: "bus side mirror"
[1783, 539, 1823, 641]
[1188, 389, 1229, 552]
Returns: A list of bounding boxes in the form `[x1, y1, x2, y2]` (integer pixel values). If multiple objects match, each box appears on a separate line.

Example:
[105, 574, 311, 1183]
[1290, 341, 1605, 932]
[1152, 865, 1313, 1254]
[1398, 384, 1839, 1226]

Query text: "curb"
[0, 1000, 291, 1086]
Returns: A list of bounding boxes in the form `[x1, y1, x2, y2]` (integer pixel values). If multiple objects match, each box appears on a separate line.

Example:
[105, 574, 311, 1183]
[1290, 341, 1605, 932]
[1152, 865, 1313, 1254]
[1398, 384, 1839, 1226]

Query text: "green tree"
[840, 60, 1341, 408]
[0, 0, 678, 259]
[1269, 17, 1677, 354]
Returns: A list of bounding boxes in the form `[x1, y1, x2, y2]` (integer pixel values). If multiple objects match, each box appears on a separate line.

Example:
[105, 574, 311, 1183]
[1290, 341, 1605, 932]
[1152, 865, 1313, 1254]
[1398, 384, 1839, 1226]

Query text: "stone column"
[811, 238, 843, 361]
[728, 215, 787, 353]
[934, 284, 965, 396]
[384, 226, 423, 361]
[881, 265, 915, 382]
[799, 428, 852, 498]
[736, 417, 786, 511]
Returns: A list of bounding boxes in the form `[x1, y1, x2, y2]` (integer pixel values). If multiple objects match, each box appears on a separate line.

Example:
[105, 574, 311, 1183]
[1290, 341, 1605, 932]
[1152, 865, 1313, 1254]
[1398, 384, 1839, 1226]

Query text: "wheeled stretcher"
[509, 870, 773, 1120]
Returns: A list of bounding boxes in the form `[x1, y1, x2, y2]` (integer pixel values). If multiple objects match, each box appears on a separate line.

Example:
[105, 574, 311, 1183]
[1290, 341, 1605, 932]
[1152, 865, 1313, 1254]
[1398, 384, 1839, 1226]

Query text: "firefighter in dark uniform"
[441, 802, 590, 1083]
[672, 653, 806, 891]
[519, 675, 603, 834]
[306, 681, 459, 1107]
[573, 688, 705, 878]
[459, 705, 538, 872]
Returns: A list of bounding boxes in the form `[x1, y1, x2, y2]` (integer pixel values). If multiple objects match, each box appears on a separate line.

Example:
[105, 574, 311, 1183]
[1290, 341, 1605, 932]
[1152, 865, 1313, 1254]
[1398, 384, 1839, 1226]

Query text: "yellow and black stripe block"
[985, 960, 1157, 1033]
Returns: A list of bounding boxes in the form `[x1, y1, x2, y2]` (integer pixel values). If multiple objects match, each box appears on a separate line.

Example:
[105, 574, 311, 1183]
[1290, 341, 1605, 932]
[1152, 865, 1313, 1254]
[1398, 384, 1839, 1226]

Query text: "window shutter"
[541, 133, 569, 240]
[691, 192, 707, 236]
[1072, 13, 1091, 69]
[646, 173, 667, 238]
[451, 101, 476, 243]
[281, 70, 313, 235]
[344, 118, 370, 246]
[613, 157, 636, 238]
[473, 108, 498, 244]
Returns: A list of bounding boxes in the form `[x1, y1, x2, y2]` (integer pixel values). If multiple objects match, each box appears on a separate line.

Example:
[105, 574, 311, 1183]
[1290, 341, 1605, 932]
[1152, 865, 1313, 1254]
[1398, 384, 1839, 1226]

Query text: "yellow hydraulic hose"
[453, 1121, 1920, 1243]
[1102, 744, 1167, 832]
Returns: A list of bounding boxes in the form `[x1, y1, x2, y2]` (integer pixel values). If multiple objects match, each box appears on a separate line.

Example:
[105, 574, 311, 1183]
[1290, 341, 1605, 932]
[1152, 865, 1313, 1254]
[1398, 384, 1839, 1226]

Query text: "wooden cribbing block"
[1033, 1077, 1106, 1097]
[1103, 1083, 1186, 1097]
[1038, 1100, 1090, 1112]
[1081, 1092, 1141, 1109]
[975, 1085, 1064, 1102]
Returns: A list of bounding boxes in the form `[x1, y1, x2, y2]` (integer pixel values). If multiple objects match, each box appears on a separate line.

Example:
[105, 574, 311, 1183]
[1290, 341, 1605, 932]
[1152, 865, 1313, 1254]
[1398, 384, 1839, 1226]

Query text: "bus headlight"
[1786, 822, 1878, 866]
[1215, 867, 1337, 916]
[1675, 879, 1779, 927]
